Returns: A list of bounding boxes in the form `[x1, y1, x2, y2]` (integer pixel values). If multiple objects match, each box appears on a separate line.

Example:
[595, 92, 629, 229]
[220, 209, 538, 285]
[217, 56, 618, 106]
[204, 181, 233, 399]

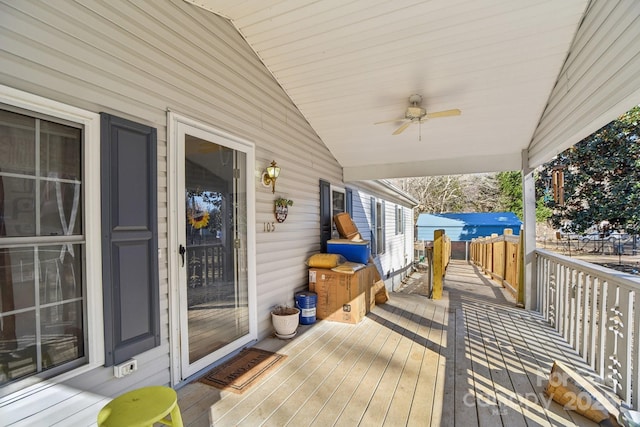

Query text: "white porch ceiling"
[186, 0, 589, 180]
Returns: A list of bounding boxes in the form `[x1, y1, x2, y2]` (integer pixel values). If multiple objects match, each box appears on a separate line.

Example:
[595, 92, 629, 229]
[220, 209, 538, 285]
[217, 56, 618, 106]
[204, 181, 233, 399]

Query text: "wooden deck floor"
[177, 260, 616, 426]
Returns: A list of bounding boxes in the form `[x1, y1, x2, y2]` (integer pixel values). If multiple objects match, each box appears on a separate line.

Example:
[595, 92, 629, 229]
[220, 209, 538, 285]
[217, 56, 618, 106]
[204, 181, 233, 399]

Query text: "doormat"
[198, 348, 286, 394]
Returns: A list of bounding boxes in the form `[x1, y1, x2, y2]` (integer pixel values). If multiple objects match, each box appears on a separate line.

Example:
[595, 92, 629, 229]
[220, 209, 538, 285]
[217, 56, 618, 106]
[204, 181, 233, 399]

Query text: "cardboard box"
[545, 361, 620, 426]
[333, 212, 360, 240]
[309, 264, 376, 324]
[371, 280, 388, 306]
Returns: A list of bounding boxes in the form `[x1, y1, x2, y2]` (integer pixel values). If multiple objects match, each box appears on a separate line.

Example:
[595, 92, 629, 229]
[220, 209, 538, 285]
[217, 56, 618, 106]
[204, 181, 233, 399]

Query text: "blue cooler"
[327, 239, 370, 264]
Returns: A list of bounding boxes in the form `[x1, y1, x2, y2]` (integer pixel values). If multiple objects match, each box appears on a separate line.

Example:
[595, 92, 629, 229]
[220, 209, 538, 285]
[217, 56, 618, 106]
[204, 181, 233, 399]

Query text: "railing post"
[502, 228, 512, 285]
[433, 229, 444, 300]
[517, 231, 525, 307]
[490, 233, 498, 277]
[471, 239, 476, 264]
[484, 237, 491, 274]
[426, 246, 434, 296]
[483, 237, 488, 272]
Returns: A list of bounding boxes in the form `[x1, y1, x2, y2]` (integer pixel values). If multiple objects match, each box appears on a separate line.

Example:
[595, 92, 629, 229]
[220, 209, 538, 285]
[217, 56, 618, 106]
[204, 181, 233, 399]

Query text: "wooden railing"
[536, 249, 640, 408]
[431, 229, 451, 300]
[187, 242, 226, 288]
[470, 228, 521, 299]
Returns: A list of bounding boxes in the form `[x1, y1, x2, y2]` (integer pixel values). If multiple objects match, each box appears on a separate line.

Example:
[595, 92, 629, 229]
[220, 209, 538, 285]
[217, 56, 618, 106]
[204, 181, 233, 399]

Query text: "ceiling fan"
[375, 94, 461, 140]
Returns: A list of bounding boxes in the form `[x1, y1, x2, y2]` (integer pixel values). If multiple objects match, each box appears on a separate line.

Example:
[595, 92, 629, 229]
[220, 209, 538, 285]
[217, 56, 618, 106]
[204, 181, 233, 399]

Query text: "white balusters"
[536, 249, 640, 407]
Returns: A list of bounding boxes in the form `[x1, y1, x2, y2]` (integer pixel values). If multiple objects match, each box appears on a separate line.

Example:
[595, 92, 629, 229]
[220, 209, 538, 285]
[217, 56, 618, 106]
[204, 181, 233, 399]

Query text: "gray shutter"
[381, 200, 386, 253]
[101, 113, 159, 366]
[346, 188, 353, 216]
[370, 197, 376, 256]
[319, 179, 331, 253]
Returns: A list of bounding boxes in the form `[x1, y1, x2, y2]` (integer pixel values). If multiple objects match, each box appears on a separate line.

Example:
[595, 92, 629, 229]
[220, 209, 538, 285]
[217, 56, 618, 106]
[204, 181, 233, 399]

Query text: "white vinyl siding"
[0, 0, 341, 424]
[346, 182, 415, 290]
[528, 0, 640, 168]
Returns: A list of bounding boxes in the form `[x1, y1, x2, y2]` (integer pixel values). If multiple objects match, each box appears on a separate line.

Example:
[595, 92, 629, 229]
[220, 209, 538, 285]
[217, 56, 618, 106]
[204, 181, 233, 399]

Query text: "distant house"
[416, 212, 522, 242]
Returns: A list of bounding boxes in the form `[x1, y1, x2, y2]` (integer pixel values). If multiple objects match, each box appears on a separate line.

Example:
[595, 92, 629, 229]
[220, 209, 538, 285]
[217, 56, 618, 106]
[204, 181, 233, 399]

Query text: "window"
[331, 187, 345, 216]
[331, 187, 345, 237]
[375, 201, 385, 254]
[396, 206, 404, 235]
[0, 87, 101, 395]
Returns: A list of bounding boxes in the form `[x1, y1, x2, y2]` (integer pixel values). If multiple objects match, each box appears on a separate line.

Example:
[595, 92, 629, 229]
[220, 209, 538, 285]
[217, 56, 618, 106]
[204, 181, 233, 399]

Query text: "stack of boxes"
[308, 213, 386, 324]
[308, 265, 377, 324]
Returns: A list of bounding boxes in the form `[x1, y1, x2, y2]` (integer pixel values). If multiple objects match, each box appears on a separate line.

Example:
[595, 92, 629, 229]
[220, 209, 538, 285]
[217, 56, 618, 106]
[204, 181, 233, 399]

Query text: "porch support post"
[432, 229, 444, 300]
[522, 149, 537, 310]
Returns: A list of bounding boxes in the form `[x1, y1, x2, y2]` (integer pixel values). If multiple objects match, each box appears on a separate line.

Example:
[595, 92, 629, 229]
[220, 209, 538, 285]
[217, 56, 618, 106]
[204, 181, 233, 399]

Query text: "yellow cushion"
[331, 262, 366, 274]
[306, 253, 345, 269]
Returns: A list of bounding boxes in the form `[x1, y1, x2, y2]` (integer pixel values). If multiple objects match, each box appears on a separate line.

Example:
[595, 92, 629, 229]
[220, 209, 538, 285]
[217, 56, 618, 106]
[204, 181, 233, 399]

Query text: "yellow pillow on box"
[306, 253, 346, 269]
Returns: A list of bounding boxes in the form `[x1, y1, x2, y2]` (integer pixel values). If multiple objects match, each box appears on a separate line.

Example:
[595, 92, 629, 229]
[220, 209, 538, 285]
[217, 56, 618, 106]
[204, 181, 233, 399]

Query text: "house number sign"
[264, 222, 276, 232]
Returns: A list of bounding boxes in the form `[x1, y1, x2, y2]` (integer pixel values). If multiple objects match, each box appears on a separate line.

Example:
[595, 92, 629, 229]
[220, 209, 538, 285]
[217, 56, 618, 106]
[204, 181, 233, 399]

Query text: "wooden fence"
[470, 228, 522, 300]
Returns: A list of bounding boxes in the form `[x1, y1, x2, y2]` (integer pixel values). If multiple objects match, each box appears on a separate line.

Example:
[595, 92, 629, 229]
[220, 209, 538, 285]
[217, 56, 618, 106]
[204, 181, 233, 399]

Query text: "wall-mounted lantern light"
[261, 160, 280, 193]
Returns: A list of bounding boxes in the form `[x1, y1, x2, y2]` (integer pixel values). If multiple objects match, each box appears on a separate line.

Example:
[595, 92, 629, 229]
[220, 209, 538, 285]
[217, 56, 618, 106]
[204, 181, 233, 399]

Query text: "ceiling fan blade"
[375, 118, 407, 125]
[425, 108, 461, 119]
[392, 121, 413, 135]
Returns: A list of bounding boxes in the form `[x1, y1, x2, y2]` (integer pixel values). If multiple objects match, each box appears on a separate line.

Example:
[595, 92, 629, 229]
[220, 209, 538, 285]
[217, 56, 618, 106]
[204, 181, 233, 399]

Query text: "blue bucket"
[295, 291, 317, 325]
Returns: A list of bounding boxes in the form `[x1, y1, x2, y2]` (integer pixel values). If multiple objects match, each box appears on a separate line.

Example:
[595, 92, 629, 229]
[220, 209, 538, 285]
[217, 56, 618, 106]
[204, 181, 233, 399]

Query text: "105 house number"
[264, 222, 276, 232]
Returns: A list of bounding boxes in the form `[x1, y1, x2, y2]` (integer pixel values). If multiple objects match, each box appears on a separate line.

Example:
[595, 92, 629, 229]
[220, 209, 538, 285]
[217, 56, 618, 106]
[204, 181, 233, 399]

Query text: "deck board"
[223, 323, 354, 425]
[248, 320, 364, 425]
[308, 310, 396, 426]
[332, 304, 406, 426]
[177, 260, 617, 426]
[386, 302, 432, 426]
[357, 302, 421, 426]
[285, 308, 384, 425]
[435, 308, 456, 427]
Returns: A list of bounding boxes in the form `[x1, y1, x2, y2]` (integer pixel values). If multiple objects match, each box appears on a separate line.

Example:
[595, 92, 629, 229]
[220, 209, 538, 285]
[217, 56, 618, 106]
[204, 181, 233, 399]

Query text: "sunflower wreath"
[188, 210, 210, 229]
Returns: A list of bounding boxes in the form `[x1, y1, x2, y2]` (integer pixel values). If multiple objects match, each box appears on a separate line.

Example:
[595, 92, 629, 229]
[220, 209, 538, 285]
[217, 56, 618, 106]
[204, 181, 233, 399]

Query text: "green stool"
[97, 385, 183, 427]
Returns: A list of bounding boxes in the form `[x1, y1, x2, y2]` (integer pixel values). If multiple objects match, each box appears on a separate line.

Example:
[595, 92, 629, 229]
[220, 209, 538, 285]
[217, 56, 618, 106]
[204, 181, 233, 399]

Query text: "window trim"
[375, 200, 385, 254]
[330, 185, 346, 237]
[396, 205, 404, 235]
[330, 185, 346, 217]
[0, 85, 104, 394]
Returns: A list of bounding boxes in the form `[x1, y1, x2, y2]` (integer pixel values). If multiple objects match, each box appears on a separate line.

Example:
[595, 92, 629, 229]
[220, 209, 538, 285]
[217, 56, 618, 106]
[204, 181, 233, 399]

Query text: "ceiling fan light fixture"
[406, 106, 426, 119]
[408, 94, 422, 105]
[374, 94, 461, 138]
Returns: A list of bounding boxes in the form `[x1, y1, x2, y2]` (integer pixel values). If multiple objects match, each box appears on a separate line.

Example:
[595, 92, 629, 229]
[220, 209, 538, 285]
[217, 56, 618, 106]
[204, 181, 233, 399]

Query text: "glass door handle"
[179, 244, 186, 267]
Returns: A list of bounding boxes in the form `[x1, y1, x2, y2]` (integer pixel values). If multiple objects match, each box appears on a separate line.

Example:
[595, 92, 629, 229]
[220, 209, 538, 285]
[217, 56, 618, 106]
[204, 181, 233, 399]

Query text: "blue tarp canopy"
[416, 212, 522, 241]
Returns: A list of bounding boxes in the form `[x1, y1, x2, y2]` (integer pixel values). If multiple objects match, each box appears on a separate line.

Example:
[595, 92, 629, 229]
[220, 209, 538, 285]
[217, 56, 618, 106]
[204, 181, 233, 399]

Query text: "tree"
[497, 171, 523, 218]
[394, 174, 505, 220]
[394, 176, 465, 219]
[496, 171, 552, 222]
[395, 171, 552, 221]
[458, 174, 502, 212]
[541, 106, 640, 233]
